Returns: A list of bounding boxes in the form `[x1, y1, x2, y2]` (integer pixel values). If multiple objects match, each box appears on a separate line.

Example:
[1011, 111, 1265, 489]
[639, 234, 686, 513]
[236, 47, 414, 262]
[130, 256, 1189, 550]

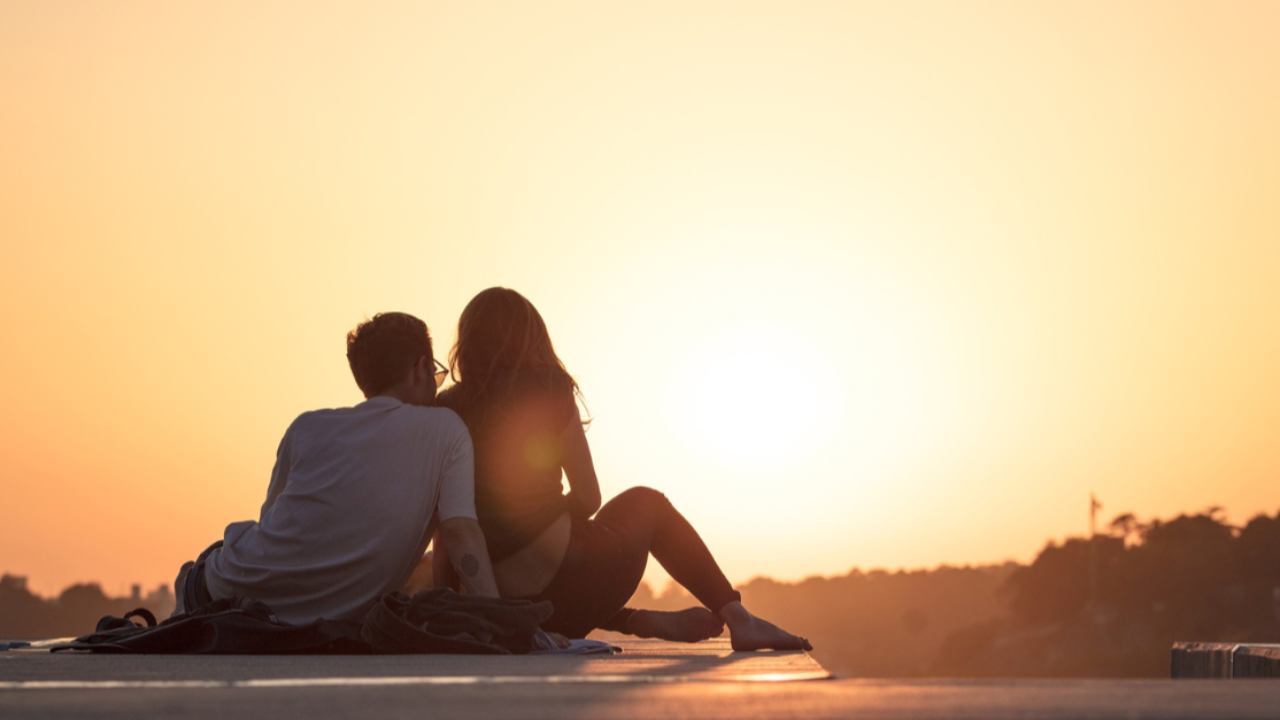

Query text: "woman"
[434, 287, 810, 651]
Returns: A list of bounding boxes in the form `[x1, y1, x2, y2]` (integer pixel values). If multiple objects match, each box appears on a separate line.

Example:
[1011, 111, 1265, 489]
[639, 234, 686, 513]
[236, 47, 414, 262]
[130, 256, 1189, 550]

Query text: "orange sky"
[2, 1, 1278, 597]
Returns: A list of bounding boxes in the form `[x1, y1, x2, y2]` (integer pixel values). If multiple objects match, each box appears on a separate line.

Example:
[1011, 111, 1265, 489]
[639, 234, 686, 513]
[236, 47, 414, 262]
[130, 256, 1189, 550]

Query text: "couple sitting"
[177, 287, 809, 652]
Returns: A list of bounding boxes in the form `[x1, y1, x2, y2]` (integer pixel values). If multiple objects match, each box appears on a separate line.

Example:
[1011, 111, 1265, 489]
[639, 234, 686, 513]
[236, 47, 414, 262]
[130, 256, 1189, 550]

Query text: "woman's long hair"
[447, 287, 588, 426]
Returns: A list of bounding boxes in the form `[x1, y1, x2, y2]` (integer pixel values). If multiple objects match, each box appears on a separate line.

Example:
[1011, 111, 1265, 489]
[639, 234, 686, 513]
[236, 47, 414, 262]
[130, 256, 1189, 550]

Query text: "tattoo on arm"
[459, 554, 480, 578]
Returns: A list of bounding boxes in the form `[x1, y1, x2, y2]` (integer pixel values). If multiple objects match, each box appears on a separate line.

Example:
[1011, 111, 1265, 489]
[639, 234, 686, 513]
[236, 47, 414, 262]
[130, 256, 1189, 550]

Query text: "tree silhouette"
[937, 507, 1280, 677]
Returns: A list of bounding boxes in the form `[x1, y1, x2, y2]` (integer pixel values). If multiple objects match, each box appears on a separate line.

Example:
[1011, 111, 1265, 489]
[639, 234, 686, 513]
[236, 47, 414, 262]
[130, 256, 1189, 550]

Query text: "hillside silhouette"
[604, 563, 1015, 678]
[5, 506, 1279, 677]
[613, 507, 1280, 677]
[932, 507, 1280, 677]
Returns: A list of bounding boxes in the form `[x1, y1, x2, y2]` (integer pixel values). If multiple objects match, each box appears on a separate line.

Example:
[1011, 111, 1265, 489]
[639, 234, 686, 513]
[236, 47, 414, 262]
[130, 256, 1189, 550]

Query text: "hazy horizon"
[3, 1, 1279, 597]
[1, 500, 1268, 599]
[8, 505, 1277, 680]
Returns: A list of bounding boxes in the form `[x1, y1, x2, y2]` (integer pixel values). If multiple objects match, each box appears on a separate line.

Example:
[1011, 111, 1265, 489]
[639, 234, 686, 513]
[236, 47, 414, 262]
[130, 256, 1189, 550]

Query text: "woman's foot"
[625, 608, 726, 643]
[718, 601, 812, 652]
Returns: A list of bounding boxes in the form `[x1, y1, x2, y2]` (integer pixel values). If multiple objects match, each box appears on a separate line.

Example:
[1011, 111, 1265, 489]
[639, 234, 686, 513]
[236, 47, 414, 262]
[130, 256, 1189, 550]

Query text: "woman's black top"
[436, 378, 576, 562]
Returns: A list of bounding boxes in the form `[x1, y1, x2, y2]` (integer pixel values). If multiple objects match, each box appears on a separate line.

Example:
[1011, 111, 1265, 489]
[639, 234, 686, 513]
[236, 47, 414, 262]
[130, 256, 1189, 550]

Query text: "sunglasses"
[433, 358, 449, 388]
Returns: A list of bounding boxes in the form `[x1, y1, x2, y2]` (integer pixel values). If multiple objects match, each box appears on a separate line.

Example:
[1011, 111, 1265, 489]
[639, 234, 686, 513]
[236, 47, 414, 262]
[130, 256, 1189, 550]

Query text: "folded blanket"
[361, 589, 553, 655]
[51, 589, 554, 655]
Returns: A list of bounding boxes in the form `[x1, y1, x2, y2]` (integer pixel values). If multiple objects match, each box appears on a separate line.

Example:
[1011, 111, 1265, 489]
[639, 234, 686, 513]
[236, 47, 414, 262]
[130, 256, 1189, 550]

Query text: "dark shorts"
[523, 514, 649, 638]
[520, 487, 741, 639]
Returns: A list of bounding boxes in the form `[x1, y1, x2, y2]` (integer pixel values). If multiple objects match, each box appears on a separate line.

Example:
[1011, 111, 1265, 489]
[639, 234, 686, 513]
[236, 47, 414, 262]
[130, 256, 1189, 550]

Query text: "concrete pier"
[6, 639, 1280, 718]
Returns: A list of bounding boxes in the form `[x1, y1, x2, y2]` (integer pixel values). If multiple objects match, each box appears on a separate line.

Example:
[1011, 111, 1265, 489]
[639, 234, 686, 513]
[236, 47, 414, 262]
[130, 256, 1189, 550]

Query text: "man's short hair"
[346, 312, 433, 398]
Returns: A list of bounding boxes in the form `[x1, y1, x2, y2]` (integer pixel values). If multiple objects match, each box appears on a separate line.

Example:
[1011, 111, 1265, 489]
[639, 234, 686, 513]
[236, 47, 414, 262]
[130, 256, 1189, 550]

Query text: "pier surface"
[5, 638, 1280, 719]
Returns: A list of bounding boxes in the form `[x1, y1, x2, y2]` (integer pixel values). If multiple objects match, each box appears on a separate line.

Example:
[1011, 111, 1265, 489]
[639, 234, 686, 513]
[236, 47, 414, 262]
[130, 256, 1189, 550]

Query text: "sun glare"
[667, 322, 841, 473]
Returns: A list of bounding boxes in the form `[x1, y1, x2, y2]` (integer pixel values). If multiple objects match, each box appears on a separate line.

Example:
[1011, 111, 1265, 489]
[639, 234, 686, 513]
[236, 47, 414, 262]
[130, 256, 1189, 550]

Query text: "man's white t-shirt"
[204, 396, 475, 624]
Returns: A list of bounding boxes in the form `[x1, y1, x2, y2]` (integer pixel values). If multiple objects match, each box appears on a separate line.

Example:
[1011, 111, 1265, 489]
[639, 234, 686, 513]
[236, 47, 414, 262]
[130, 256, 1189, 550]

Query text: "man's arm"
[431, 528, 461, 591]
[438, 517, 500, 598]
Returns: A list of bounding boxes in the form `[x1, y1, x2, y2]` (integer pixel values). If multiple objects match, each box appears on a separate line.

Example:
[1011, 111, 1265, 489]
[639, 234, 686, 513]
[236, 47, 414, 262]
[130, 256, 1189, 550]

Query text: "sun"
[665, 321, 841, 474]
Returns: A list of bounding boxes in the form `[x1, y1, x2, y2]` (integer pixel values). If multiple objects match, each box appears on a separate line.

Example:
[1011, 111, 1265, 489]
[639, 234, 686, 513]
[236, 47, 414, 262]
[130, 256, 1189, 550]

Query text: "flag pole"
[1088, 493, 1101, 610]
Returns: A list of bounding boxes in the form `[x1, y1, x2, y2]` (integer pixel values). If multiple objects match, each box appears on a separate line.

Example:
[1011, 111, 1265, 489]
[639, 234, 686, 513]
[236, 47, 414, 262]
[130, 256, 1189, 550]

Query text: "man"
[174, 312, 500, 623]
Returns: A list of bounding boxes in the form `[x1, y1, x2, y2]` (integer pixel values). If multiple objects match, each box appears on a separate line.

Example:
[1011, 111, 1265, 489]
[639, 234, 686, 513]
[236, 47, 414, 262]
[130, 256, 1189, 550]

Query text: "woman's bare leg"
[402, 551, 435, 596]
[624, 607, 725, 642]
[594, 487, 811, 650]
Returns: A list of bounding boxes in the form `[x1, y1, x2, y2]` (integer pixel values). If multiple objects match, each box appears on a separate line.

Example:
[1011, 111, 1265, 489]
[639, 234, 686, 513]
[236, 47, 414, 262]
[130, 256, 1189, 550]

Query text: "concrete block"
[1171, 643, 1280, 678]
[1233, 645, 1280, 678]
[1171, 642, 1235, 678]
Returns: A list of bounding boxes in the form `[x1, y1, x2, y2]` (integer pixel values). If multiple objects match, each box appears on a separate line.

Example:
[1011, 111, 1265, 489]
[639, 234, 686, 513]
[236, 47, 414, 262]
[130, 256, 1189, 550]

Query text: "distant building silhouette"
[0, 574, 173, 640]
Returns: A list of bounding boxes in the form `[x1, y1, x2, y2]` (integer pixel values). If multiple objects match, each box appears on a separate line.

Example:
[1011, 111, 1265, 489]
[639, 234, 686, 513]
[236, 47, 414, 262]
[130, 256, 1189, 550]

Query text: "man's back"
[204, 396, 474, 624]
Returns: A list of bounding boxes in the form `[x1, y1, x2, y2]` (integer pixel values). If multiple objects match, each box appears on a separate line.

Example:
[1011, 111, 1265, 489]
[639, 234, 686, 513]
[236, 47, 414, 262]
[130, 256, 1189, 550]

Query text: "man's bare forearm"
[438, 517, 501, 598]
